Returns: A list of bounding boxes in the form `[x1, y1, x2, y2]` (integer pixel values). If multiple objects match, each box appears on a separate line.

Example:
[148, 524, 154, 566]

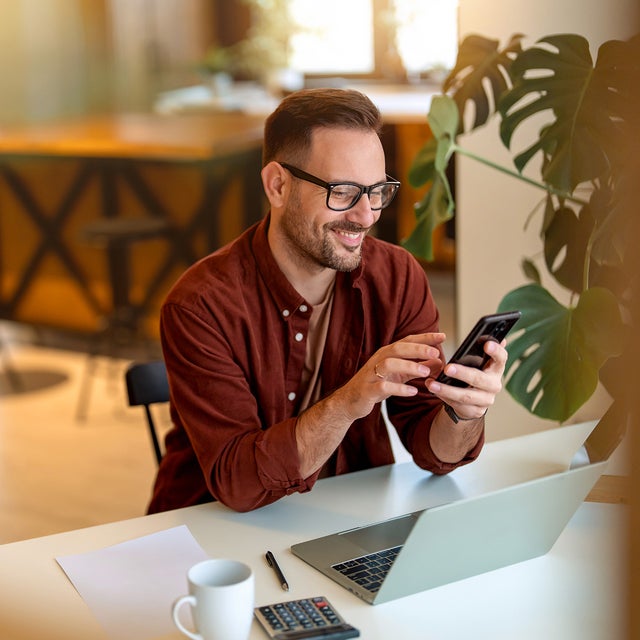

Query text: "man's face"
[275, 127, 387, 273]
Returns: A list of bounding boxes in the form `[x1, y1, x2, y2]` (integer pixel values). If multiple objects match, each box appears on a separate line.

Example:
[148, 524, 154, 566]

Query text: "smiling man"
[148, 88, 507, 514]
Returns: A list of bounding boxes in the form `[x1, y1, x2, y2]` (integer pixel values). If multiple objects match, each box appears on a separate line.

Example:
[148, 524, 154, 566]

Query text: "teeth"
[337, 230, 360, 239]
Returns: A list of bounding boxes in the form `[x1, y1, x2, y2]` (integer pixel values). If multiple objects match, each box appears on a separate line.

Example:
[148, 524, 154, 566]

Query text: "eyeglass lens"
[328, 183, 397, 211]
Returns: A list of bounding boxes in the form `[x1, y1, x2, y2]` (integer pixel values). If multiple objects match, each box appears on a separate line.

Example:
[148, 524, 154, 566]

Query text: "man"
[148, 88, 507, 514]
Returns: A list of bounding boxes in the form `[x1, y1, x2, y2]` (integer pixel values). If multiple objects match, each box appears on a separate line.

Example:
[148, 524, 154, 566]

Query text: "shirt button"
[294, 332, 304, 342]
[282, 309, 290, 317]
[299, 304, 308, 313]
[288, 392, 296, 401]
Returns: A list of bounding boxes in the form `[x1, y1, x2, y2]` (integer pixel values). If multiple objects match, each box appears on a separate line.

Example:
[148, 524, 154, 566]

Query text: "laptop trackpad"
[339, 513, 419, 555]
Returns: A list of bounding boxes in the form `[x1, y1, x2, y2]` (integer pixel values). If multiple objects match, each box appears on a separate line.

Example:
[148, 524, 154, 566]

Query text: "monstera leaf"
[497, 284, 624, 421]
[443, 33, 523, 132]
[542, 202, 593, 294]
[499, 34, 633, 193]
[403, 96, 458, 260]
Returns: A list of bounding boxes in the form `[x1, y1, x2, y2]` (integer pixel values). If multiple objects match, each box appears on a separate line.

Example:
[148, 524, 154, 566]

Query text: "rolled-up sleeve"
[158, 297, 316, 512]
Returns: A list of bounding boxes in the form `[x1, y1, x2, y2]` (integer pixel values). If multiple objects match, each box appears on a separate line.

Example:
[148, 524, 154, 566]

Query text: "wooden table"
[0, 112, 266, 337]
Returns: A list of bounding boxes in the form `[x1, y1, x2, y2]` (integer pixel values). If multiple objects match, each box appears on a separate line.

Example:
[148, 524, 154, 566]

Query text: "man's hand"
[426, 338, 508, 421]
[424, 339, 508, 464]
[334, 332, 446, 422]
[295, 333, 445, 477]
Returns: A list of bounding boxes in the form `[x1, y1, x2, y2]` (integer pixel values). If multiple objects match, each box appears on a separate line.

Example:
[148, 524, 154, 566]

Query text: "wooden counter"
[0, 113, 265, 160]
[0, 113, 266, 338]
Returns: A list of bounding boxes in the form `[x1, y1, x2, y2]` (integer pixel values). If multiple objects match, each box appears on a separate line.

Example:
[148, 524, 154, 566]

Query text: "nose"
[344, 193, 379, 227]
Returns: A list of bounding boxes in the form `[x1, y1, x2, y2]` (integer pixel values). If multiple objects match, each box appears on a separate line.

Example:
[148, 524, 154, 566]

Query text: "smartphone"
[436, 310, 521, 388]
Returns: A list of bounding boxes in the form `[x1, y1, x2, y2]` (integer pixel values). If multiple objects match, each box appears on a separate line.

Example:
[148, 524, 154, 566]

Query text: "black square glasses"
[279, 162, 400, 212]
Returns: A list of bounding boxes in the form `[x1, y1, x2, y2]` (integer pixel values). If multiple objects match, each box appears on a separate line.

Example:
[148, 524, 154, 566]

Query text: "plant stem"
[453, 144, 589, 206]
[583, 234, 593, 291]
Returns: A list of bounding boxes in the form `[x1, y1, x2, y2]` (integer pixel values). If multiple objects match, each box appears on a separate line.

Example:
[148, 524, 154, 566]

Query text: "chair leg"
[0, 330, 23, 392]
[144, 405, 163, 465]
[75, 354, 97, 422]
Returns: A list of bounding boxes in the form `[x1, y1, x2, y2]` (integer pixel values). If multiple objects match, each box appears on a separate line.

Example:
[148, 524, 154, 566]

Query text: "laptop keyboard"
[331, 545, 402, 594]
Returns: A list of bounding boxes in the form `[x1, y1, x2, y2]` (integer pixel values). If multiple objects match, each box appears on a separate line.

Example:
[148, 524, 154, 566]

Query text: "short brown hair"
[262, 88, 382, 165]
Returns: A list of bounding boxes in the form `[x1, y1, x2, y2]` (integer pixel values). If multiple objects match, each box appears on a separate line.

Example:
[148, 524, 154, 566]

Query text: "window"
[289, 0, 374, 74]
[393, 0, 459, 78]
[288, 0, 458, 79]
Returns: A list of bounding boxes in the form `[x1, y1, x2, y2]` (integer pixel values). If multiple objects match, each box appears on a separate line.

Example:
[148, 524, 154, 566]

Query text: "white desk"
[0, 425, 628, 640]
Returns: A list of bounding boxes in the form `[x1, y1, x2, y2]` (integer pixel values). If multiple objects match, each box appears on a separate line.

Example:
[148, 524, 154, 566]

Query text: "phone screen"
[436, 310, 521, 388]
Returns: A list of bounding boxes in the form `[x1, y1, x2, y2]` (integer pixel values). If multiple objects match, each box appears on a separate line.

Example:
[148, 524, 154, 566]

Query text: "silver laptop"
[291, 456, 607, 605]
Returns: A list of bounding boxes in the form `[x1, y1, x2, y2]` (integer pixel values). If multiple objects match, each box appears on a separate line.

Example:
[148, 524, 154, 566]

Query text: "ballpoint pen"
[265, 550, 289, 591]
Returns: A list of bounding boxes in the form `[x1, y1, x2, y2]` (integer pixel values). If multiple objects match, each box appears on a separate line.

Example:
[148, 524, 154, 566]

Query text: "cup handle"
[172, 595, 202, 640]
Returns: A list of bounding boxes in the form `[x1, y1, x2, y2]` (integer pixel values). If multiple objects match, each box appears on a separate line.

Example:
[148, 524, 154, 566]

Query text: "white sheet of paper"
[56, 525, 209, 640]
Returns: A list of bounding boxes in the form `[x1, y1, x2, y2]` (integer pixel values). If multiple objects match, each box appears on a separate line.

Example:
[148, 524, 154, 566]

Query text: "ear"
[261, 161, 288, 208]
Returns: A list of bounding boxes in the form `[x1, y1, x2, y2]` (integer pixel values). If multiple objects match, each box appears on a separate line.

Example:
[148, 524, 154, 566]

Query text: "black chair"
[125, 360, 169, 465]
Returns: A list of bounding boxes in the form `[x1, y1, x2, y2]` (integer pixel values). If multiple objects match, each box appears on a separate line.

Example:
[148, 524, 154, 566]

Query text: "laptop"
[291, 437, 608, 605]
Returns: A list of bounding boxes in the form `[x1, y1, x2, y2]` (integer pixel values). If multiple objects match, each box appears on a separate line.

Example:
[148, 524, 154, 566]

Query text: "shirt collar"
[251, 214, 306, 316]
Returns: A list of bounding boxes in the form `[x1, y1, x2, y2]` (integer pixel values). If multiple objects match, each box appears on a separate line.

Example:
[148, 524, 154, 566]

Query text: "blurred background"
[0, 0, 458, 122]
[0, 0, 459, 545]
[0, 0, 457, 343]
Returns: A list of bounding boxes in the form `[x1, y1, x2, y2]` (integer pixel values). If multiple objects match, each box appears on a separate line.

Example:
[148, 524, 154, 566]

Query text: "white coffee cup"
[172, 558, 254, 640]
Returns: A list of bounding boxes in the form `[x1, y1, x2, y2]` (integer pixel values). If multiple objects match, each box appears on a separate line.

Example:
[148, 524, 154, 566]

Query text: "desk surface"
[0, 113, 265, 161]
[0, 425, 628, 640]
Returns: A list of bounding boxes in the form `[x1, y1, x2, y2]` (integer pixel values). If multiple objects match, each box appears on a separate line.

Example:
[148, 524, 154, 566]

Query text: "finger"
[400, 332, 447, 347]
[484, 339, 508, 369]
[380, 339, 443, 363]
[427, 364, 502, 396]
[374, 358, 430, 382]
[427, 379, 495, 414]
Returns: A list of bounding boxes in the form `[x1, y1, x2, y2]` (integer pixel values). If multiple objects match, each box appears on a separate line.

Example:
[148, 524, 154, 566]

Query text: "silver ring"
[374, 363, 385, 379]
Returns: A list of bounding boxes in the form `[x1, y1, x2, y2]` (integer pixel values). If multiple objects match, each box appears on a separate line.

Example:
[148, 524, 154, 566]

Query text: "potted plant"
[198, 46, 236, 95]
[405, 32, 640, 456]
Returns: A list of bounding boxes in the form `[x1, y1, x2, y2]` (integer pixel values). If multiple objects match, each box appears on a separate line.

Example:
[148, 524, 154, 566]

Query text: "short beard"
[279, 192, 370, 273]
[320, 220, 367, 272]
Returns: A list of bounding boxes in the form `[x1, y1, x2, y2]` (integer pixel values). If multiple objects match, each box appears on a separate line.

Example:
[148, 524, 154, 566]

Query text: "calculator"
[254, 596, 360, 639]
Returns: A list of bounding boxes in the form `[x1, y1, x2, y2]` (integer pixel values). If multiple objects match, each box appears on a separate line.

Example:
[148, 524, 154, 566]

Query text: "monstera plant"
[405, 32, 639, 453]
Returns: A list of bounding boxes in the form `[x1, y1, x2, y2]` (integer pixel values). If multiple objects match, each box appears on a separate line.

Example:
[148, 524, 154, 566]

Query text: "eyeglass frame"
[278, 162, 400, 212]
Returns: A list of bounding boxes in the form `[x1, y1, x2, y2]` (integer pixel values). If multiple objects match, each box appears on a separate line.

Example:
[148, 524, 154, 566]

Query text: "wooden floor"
[0, 335, 171, 544]
[0, 270, 458, 545]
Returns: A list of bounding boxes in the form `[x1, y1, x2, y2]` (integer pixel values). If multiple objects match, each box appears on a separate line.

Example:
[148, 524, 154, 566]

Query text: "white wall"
[456, 0, 640, 440]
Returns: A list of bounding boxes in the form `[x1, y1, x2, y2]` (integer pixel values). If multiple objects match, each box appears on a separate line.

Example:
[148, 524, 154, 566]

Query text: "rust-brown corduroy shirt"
[148, 215, 483, 514]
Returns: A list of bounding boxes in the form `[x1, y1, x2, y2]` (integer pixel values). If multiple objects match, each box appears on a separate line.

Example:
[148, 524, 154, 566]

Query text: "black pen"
[265, 550, 289, 591]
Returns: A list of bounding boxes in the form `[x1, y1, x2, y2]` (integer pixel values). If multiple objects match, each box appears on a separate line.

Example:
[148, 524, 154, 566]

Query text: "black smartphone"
[436, 310, 521, 388]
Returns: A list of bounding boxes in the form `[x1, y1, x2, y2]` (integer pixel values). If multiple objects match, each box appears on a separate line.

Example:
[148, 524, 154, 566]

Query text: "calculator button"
[255, 596, 359, 639]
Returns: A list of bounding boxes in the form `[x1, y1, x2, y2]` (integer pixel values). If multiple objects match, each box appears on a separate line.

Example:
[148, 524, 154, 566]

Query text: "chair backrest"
[125, 360, 169, 465]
